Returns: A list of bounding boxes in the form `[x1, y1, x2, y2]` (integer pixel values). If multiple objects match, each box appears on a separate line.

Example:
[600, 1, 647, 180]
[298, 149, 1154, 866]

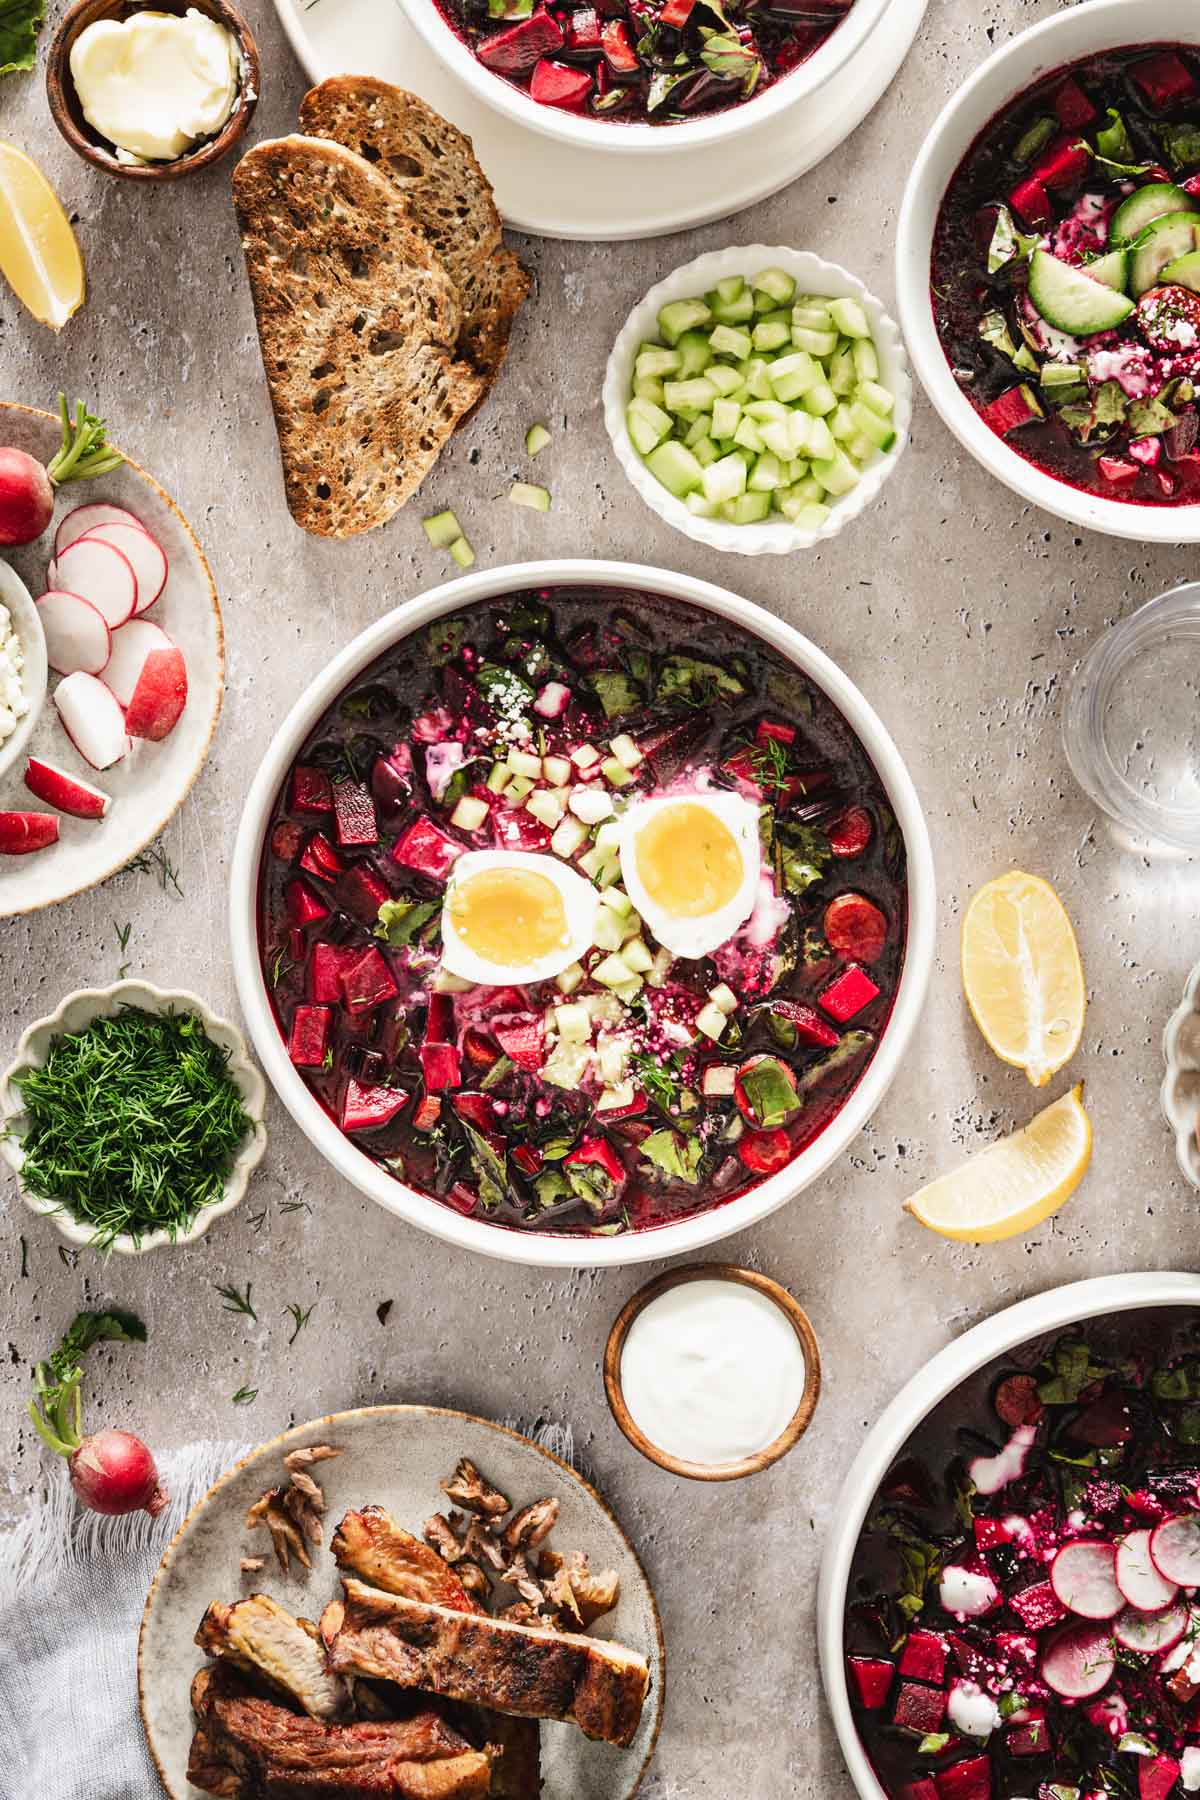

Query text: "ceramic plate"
[1162, 958, 1200, 1190]
[0, 402, 223, 918]
[139, 1405, 665, 1798]
[273, 0, 928, 241]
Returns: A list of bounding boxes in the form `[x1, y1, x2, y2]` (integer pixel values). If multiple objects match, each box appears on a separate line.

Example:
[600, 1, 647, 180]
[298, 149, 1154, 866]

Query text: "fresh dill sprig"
[125, 841, 183, 895]
[231, 1384, 258, 1405]
[113, 920, 132, 978]
[280, 1199, 310, 1215]
[285, 1301, 315, 1344]
[246, 1207, 268, 1233]
[217, 1281, 256, 1321]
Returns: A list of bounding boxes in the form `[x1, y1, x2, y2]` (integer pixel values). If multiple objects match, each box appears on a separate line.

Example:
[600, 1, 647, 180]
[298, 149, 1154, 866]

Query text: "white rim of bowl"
[230, 559, 935, 1269]
[0, 561, 48, 784]
[818, 1269, 1200, 1800]
[393, 0, 894, 154]
[0, 978, 269, 1256]
[895, 0, 1200, 543]
[603, 244, 912, 555]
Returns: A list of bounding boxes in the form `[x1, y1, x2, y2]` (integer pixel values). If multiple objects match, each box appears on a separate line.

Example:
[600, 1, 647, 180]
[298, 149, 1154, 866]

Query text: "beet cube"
[981, 384, 1044, 438]
[411, 1093, 442, 1131]
[1132, 51, 1197, 110]
[491, 805, 551, 853]
[341, 946, 400, 1015]
[1008, 175, 1052, 227]
[425, 992, 456, 1044]
[660, 0, 694, 23]
[1009, 1580, 1066, 1632]
[899, 1629, 948, 1685]
[893, 1682, 946, 1736]
[564, 5, 601, 49]
[819, 963, 881, 1023]
[767, 998, 840, 1048]
[334, 863, 391, 925]
[529, 58, 593, 108]
[286, 878, 329, 928]
[972, 1518, 1012, 1552]
[452, 1091, 496, 1133]
[288, 1004, 332, 1067]
[1006, 1716, 1051, 1758]
[332, 779, 379, 848]
[340, 1080, 409, 1132]
[881, 1457, 935, 1508]
[492, 1013, 546, 1071]
[291, 765, 333, 813]
[1140, 1755, 1182, 1800]
[420, 1041, 461, 1092]
[1030, 131, 1090, 190]
[1053, 75, 1096, 129]
[308, 942, 358, 1003]
[994, 1629, 1038, 1672]
[393, 815, 463, 881]
[847, 1654, 897, 1710]
[478, 7, 564, 74]
[935, 1758, 991, 1800]
[299, 831, 343, 882]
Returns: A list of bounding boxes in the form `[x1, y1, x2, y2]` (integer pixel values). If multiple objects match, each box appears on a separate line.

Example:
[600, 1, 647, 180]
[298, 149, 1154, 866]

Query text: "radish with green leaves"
[0, 396, 123, 548]
[28, 1309, 167, 1517]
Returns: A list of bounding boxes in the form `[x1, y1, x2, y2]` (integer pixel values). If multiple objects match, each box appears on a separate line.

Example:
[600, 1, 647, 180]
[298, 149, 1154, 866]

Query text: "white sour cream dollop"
[70, 9, 239, 164]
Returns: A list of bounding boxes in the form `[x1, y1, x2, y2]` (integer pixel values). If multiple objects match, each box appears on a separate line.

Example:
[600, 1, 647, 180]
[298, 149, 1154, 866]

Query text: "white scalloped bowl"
[1161, 959, 1200, 1191]
[0, 980, 268, 1256]
[603, 246, 911, 557]
[0, 559, 48, 784]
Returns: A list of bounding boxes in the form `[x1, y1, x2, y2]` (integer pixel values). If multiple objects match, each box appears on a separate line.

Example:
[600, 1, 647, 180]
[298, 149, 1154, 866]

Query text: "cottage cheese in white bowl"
[0, 560, 47, 783]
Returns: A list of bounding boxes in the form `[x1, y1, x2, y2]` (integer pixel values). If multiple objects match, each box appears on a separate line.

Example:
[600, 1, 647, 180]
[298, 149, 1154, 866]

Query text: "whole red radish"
[0, 394, 124, 548]
[28, 1308, 167, 1518]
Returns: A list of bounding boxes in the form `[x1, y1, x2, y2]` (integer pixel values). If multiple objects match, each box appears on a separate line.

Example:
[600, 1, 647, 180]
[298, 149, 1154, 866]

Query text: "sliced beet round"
[993, 1373, 1044, 1429]
[737, 1127, 792, 1175]
[824, 892, 888, 963]
[1149, 1513, 1200, 1588]
[1039, 1620, 1115, 1699]
[827, 805, 873, 859]
[1049, 1540, 1124, 1621]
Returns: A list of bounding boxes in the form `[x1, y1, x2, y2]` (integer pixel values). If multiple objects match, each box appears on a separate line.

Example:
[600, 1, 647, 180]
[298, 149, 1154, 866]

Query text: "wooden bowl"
[45, 0, 259, 181]
[603, 1263, 822, 1482]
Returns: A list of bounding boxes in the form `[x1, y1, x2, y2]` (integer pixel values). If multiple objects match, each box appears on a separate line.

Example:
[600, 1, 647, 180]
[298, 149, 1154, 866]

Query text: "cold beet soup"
[845, 1310, 1200, 1800]
[430, 0, 856, 124]
[932, 44, 1200, 506]
[256, 585, 908, 1240]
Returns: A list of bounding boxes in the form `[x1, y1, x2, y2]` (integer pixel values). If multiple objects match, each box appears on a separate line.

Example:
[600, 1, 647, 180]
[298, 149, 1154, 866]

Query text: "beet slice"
[291, 765, 333, 813]
[477, 7, 564, 74]
[340, 1081, 408, 1132]
[332, 779, 378, 848]
[819, 964, 881, 1023]
[827, 805, 873, 858]
[286, 879, 329, 927]
[1140, 1754, 1183, 1800]
[934, 1755, 991, 1800]
[288, 1004, 332, 1067]
[824, 892, 888, 962]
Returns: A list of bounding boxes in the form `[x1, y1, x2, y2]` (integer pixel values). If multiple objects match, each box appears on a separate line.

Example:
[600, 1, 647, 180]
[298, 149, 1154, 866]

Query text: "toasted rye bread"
[299, 77, 531, 397]
[232, 134, 483, 538]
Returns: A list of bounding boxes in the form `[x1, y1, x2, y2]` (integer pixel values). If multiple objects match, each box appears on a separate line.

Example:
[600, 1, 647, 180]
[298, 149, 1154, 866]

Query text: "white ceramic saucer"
[273, 0, 928, 241]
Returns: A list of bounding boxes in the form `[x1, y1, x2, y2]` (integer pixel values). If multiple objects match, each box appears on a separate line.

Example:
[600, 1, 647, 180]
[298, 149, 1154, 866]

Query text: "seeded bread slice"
[232, 134, 483, 538]
[299, 77, 531, 396]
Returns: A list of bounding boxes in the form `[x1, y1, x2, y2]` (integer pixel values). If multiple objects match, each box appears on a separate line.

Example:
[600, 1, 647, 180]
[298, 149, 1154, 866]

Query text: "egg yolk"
[634, 802, 744, 919]
[448, 866, 570, 967]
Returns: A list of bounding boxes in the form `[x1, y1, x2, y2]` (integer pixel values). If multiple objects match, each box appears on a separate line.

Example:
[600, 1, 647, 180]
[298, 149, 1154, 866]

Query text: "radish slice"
[1050, 1540, 1125, 1621]
[81, 521, 166, 614]
[55, 538, 137, 629]
[0, 811, 59, 853]
[55, 501, 144, 559]
[53, 672, 128, 770]
[1117, 1528, 1180, 1613]
[101, 618, 171, 706]
[125, 646, 187, 741]
[1113, 1601, 1188, 1654]
[36, 590, 111, 676]
[1040, 1620, 1116, 1698]
[1150, 1514, 1200, 1589]
[23, 756, 110, 820]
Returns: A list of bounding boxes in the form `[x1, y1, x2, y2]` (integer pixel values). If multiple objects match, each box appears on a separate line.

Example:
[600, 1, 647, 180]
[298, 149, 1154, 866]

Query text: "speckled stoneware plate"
[0, 401, 224, 918]
[139, 1405, 665, 1798]
[1161, 958, 1200, 1190]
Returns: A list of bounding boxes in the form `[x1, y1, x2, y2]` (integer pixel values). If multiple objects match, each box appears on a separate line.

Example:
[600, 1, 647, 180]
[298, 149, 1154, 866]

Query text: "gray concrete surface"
[3, 0, 1200, 1792]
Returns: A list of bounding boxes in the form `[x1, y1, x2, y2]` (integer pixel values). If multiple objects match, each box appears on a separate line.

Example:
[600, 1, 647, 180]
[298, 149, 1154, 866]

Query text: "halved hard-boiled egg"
[441, 850, 598, 987]
[618, 791, 761, 960]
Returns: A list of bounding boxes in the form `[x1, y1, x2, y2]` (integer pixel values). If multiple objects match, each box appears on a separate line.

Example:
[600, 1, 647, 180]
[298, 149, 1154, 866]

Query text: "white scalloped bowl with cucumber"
[603, 247, 911, 556]
[896, 0, 1200, 542]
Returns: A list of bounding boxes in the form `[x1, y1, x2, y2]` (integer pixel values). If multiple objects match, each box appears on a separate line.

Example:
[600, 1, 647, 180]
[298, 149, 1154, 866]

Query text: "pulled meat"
[539, 1550, 620, 1629]
[501, 1499, 559, 1555]
[441, 1458, 509, 1520]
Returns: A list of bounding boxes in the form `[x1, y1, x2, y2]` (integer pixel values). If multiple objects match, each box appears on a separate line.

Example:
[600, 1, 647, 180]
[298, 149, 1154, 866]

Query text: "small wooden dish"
[604, 1263, 822, 1483]
[46, 0, 259, 181]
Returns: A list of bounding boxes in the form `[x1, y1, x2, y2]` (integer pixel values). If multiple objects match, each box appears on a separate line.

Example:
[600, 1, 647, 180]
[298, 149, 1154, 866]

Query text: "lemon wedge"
[904, 1083, 1092, 1243]
[961, 869, 1085, 1086]
[0, 142, 85, 331]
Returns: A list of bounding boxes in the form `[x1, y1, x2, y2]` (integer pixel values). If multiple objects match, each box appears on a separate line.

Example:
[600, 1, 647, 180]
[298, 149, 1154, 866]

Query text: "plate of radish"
[0, 401, 223, 916]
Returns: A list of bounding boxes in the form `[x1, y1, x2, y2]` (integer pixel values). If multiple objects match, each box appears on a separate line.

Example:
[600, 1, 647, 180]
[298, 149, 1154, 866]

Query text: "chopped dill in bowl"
[11, 1006, 253, 1251]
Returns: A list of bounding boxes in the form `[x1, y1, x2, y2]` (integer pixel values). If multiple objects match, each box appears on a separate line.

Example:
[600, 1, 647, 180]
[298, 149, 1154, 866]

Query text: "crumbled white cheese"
[0, 602, 29, 745]
[947, 1681, 1001, 1741]
[938, 1565, 1000, 1618]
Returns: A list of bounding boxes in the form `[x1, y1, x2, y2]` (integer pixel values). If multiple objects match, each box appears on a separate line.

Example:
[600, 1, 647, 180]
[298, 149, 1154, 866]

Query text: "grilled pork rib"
[196, 1594, 352, 1723]
[323, 1578, 650, 1749]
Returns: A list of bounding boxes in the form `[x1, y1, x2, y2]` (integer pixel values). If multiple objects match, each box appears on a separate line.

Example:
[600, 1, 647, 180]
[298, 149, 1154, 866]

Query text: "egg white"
[440, 849, 599, 987]
[618, 790, 762, 960]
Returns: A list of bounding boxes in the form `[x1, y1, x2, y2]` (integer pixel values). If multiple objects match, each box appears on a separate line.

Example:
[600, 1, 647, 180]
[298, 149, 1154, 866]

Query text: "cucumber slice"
[711, 397, 741, 440]
[1129, 214, 1200, 298]
[664, 376, 717, 412]
[691, 436, 719, 467]
[748, 451, 784, 492]
[792, 326, 839, 357]
[723, 491, 771, 525]
[1162, 249, 1200, 294]
[1084, 248, 1129, 293]
[851, 338, 879, 383]
[805, 416, 836, 460]
[766, 351, 818, 403]
[683, 411, 713, 447]
[829, 403, 857, 444]
[856, 379, 894, 418]
[448, 536, 475, 569]
[645, 440, 703, 499]
[657, 297, 712, 344]
[715, 275, 744, 305]
[707, 286, 755, 325]
[1027, 249, 1135, 334]
[802, 380, 838, 417]
[810, 449, 861, 497]
[829, 348, 856, 395]
[732, 415, 765, 454]
[509, 481, 551, 511]
[632, 376, 666, 405]
[1110, 182, 1197, 246]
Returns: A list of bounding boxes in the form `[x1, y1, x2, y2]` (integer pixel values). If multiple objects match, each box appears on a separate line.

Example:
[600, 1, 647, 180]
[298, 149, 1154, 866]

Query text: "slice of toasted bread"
[232, 134, 483, 538]
[299, 77, 531, 398]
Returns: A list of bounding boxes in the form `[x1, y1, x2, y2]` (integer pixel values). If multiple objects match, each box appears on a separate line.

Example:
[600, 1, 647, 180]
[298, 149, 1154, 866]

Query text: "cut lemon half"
[961, 869, 1085, 1087]
[0, 142, 85, 331]
[904, 1083, 1091, 1243]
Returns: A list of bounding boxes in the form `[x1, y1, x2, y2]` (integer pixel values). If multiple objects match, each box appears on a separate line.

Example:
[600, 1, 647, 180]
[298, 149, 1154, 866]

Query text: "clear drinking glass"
[1063, 582, 1200, 855]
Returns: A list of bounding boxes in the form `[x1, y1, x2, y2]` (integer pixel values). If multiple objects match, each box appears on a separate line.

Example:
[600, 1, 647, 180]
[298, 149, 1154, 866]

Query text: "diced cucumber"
[753, 318, 792, 353]
[795, 501, 832, 531]
[766, 350, 819, 402]
[692, 436, 719, 467]
[792, 326, 839, 357]
[705, 363, 742, 398]
[525, 422, 551, 456]
[829, 348, 856, 395]
[758, 419, 793, 459]
[744, 399, 789, 423]
[626, 396, 672, 455]
[449, 536, 475, 569]
[1027, 248, 1136, 332]
[754, 266, 797, 307]
[685, 492, 716, 517]
[664, 376, 717, 411]
[1110, 182, 1197, 246]
[828, 295, 871, 339]
[684, 411, 713, 447]
[748, 451, 784, 492]
[852, 338, 879, 382]
[829, 403, 856, 444]
[1084, 247, 1129, 293]
[732, 415, 765, 453]
[722, 491, 771, 524]
[675, 329, 714, 377]
[635, 347, 681, 379]
[633, 376, 666, 404]
[422, 509, 462, 548]
[741, 357, 774, 400]
[712, 397, 742, 440]
[806, 417, 836, 460]
[658, 296, 713, 344]
[811, 449, 861, 496]
[792, 300, 833, 330]
[1129, 214, 1200, 298]
[715, 274, 744, 303]
[802, 381, 838, 417]
[709, 324, 752, 359]
[849, 400, 895, 452]
[856, 379, 894, 417]
[645, 439, 703, 498]
[701, 453, 748, 505]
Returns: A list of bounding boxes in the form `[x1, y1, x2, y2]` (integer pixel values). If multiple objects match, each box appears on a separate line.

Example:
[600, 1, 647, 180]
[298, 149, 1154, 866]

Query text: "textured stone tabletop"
[2, 0, 1199, 1793]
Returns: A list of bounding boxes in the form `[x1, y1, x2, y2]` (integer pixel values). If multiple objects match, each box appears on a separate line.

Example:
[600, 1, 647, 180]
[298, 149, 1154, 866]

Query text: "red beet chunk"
[272, 820, 305, 862]
[425, 992, 456, 1044]
[881, 1457, 934, 1508]
[564, 1135, 625, 1193]
[340, 1080, 409, 1132]
[756, 717, 796, 748]
[291, 765, 333, 813]
[736, 1128, 791, 1175]
[341, 946, 400, 1014]
[491, 806, 551, 853]
[446, 1182, 479, 1215]
[994, 1629, 1038, 1671]
[288, 927, 306, 964]
[393, 816, 463, 881]
[601, 17, 638, 72]
[564, 6, 601, 50]
[289, 1004, 332, 1067]
[819, 964, 881, 1024]
[1067, 1388, 1132, 1447]
[846, 1655, 894, 1709]
[530, 58, 593, 108]
[828, 804, 873, 858]
[512, 1143, 543, 1176]
[371, 748, 412, 819]
[898, 1629, 948, 1685]
[1140, 1755, 1182, 1800]
[308, 942, 360, 1003]
[935, 1758, 991, 1800]
[902, 1785, 939, 1800]
[1132, 51, 1197, 110]
[824, 892, 888, 963]
[973, 1517, 1013, 1552]
[419, 1041, 461, 1092]
[286, 878, 329, 927]
[1098, 455, 1141, 487]
[299, 831, 343, 882]
[1053, 75, 1096, 129]
[993, 1372, 1044, 1429]
[463, 1025, 500, 1068]
[453, 1091, 495, 1133]
[1030, 131, 1090, 190]
[477, 7, 564, 74]
[493, 1013, 546, 1070]
[1008, 176, 1052, 228]
[411, 1093, 442, 1131]
[1007, 1717, 1051, 1758]
[335, 863, 392, 924]
[982, 382, 1045, 438]
[1009, 1580, 1066, 1632]
[893, 1681, 946, 1737]
[660, 0, 694, 23]
[332, 779, 378, 848]
[768, 998, 840, 1048]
